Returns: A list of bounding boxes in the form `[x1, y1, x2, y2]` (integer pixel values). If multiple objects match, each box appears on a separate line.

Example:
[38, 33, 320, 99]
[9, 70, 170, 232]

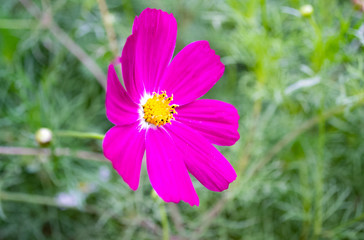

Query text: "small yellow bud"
[35, 128, 53, 146]
[300, 4, 314, 17]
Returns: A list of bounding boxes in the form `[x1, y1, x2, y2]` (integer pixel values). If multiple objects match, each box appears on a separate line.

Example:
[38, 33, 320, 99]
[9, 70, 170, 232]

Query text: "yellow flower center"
[142, 91, 178, 127]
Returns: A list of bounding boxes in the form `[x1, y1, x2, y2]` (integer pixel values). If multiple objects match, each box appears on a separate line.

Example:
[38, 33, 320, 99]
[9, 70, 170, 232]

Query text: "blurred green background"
[1, 0, 364, 239]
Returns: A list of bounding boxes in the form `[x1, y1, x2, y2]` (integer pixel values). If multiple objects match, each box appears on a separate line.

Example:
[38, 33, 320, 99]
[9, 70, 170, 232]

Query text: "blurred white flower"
[55, 190, 83, 208]
[98, 166, 111, 182]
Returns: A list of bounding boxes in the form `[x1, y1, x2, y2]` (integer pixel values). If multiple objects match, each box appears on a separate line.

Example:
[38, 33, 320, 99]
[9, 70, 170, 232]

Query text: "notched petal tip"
[141, 7, 175, 17]
[182, 198, 200, 207]
[123, 7, 178, 100]
[229, 105, 241, 145]
[146, 128, 199, 207]
[134, 8, 177, 33]
[159, 40, 225, 105]
[157, 193, 200, 207]
[218, 170, 237, 192]
[175, 99, 240, 146]
[199, 40, 225, 75]
[165, 122, 237, 192]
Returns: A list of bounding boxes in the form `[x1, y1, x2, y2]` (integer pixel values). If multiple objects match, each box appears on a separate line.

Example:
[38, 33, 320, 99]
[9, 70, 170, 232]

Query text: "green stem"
[0, 191, 60, 207]
[55, 131, 104, 140]
[308, 16, 324, 72]
[260, 0, 268, 30]
[159, 202, 170, 240]
[314, 110, 325, 238]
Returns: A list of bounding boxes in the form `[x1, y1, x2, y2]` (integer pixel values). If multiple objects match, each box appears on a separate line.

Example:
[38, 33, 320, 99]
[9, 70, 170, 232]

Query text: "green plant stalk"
[0, 191, 60, 207]
[314, 111, 325, 238]
[299, 157, 311, 240]
[259, 0, 267, 30]
[55, 131, 105, 140]
[308, 16, 324, 72]
[159, 202, 170, 240]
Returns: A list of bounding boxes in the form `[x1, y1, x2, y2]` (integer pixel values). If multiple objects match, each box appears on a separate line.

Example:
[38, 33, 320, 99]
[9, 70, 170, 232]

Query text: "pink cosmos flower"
[103, 8, 240, 206]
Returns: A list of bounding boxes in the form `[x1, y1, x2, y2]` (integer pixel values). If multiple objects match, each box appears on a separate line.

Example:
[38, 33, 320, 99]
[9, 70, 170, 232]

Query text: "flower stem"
[0, 191, 60, 207]
[159, 202, 170, 240]
[55, 131, 104, 140]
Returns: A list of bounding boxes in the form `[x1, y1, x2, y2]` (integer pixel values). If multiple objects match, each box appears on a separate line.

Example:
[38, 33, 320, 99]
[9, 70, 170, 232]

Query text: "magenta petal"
[175, 99, 240, 146]
[146, 127, 199, 206]
[106, 64, 140, 125]
[103, 123, 146, 190]
[165, 122, 237, 192]
[159, 40, 225, 105]
[122, 8, 177, 101]
[121, 35, 144, 103]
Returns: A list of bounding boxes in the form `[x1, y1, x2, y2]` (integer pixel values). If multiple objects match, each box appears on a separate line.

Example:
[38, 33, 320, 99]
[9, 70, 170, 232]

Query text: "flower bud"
[353, 0, 364, 11]
[35, 128, 52, 146]
[300, 4, 314, 17]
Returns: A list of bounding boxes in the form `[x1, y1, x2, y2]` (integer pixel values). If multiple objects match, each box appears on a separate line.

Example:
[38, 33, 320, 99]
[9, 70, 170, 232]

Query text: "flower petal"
[120, 35, 143, 103]
[106, 64, 140, 125]
[121, 8, 177, 102]
[159, 40, 225, 105]
[175, 99, 240, 146]
[103, 123, 146, 190]
[165, 122, 237, 192]
[146, 127, 199, 206]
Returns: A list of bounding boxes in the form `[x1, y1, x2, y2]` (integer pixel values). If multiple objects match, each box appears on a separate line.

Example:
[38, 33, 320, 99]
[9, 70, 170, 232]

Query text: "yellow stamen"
[142, 91, 178, 127]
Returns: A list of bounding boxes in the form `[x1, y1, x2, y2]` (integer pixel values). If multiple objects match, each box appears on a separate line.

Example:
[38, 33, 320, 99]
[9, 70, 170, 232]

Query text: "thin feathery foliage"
[1, 0, 364, 239]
